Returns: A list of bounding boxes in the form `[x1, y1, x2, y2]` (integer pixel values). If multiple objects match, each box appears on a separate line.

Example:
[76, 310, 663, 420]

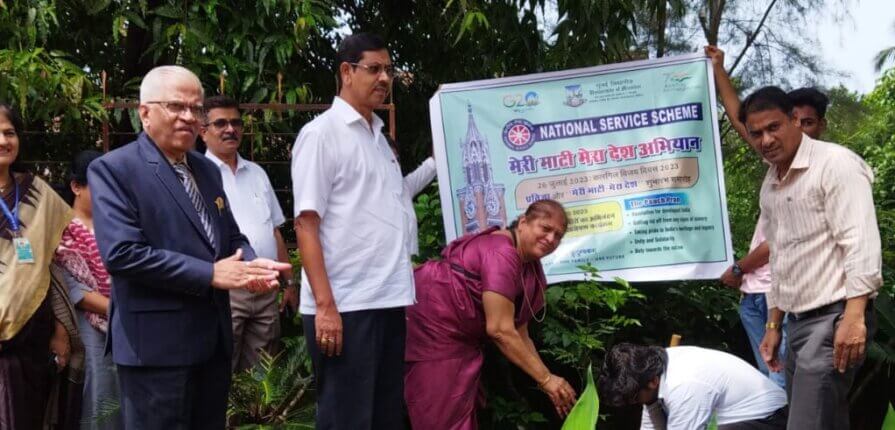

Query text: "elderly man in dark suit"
[89, 65, 290, 429]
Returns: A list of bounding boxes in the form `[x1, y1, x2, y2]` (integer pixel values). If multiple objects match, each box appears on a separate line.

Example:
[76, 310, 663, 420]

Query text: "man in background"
[201, 95, 298, 372]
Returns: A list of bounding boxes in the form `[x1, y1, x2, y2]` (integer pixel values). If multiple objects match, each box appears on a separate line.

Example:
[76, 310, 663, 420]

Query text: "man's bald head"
[140, 66, 204, 103]
[138, 66, 205, 160]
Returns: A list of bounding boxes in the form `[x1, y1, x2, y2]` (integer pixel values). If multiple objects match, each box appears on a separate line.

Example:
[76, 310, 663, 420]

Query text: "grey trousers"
[785, 301, 876, 430]
[230, 288, 280, 372]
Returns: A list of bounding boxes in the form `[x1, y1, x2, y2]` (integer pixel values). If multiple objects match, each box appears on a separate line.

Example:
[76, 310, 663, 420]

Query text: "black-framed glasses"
[205, 118, 244, 129]
[145, 101, 206, 120]
[349, 62, 397, 78]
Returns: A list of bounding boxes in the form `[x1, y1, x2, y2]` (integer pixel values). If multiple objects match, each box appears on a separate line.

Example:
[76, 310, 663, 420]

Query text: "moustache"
[222, 134, 238, 141]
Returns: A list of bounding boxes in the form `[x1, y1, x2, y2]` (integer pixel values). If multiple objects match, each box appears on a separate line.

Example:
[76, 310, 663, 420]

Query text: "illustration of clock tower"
[456, 103, 507, 234]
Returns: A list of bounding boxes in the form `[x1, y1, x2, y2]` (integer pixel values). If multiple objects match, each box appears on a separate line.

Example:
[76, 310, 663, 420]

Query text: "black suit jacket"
[89, 132, 256, 366]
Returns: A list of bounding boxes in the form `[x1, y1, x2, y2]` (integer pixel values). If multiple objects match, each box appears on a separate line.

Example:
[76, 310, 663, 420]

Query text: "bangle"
[765, 321, 781, 330]
[538, 373, 552, 388]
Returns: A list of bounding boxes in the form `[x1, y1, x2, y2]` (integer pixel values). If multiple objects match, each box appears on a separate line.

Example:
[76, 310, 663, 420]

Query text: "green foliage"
[412, 183, 446, 264]
[0, 0, 58, 50]
[0, 2, 104, 128]
[884, 404, 895, 430]
[228, 336, 316, 428]
[561, 365, 599, 430]
[84, 399, 121, 427]
[540, 266, 645, 369]
[0, 48, 105, 126]
[486, 394, 550, 428]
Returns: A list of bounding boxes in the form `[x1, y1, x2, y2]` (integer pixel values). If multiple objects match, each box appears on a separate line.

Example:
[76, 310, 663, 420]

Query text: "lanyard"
[0, 180, 20, 233]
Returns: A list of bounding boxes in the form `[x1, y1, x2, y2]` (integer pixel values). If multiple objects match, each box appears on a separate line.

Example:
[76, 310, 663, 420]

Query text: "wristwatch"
[731, 263, 744, 277]
[765, 321, 781, 330]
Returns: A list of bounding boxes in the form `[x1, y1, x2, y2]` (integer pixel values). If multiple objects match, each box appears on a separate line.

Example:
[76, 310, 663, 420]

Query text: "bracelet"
[765, 321, 781, 330]
[538, 373, 552, 388]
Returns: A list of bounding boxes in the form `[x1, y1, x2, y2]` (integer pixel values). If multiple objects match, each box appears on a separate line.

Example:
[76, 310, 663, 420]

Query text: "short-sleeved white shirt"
[291, 97, 414, 315]
[640, 347, 787, 429]
[205, 152, 285, 260]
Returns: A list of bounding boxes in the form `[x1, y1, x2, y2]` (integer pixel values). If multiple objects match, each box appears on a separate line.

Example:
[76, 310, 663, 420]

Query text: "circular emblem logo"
[502, 119, 536, 151]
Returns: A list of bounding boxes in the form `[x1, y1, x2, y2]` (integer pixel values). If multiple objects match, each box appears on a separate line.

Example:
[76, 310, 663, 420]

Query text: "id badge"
[13, 237, 35, 264]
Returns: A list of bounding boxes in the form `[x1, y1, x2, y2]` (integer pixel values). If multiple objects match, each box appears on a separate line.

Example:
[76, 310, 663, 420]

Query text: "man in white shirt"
[291, 33, 414, 429]
[200, 95, 297, 372]
[598, 343, 788, 430]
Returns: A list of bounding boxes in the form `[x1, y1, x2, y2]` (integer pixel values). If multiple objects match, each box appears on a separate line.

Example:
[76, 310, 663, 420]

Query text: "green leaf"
[153, 5, 183, 19]
[882, 403, 895, 430]
[562, 365, 599, 429]
[250, 87, 269, 103]
[84, 0, 113, 15]
[128, 108, 142, 133]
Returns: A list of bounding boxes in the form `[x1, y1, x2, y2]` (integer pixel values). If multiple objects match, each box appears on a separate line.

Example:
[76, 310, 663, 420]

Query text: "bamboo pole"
[669, 334, 682, 347]
[101, 70, 110, 153]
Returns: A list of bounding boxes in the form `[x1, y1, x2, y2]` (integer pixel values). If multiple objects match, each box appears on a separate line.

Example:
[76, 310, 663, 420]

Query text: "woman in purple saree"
[405, 200, 577, 429]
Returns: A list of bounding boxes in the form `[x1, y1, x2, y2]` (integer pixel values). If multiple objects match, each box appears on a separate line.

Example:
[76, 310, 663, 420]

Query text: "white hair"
[139, 65, 204, 103]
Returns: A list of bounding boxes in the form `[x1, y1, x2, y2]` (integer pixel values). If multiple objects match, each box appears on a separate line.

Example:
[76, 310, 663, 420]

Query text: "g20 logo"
[502, 91, 539, 109]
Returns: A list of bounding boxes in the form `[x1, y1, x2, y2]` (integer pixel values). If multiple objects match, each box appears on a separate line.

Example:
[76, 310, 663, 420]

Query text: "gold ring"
[321, 338, 332, 344]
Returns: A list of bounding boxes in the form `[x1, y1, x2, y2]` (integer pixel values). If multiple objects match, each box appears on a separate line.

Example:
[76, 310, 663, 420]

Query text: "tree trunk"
[656, 0, 668, 57]
[699, 0, 725, 46]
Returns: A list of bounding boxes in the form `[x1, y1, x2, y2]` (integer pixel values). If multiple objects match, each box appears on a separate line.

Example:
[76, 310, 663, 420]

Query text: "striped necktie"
[172, 162, 216, 248]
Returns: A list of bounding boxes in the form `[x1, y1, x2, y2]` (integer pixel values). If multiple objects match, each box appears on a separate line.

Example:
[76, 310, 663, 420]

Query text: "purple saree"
[405, 227, 546, 429]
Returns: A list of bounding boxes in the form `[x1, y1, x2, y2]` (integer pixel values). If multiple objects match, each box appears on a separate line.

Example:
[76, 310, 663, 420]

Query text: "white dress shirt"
[641, 347, 787, 429]
[291, 97, 415, 315]
[403, 157, 436, 256]
[205, 152, 285, 260]
[759, 135, 882, 313]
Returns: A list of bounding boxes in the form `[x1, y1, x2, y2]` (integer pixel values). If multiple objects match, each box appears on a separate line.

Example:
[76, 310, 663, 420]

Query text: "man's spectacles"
[205, 118, 244, 129]
[145, 101, 206, 121]
[349, 62, 396, 78]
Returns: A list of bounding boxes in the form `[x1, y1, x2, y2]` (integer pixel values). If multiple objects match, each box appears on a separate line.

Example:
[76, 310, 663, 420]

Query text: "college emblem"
[564, 84, 586, 107]
[501, 119, 536, 151]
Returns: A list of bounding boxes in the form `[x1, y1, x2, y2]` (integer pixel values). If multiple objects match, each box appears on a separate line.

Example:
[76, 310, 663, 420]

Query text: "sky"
[817, 0, 895, 93]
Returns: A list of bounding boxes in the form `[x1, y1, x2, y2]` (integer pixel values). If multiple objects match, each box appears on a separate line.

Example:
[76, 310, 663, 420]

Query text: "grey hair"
[139, 65, 204, 103]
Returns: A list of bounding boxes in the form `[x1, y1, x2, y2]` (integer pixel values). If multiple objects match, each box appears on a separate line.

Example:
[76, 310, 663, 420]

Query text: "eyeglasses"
[205, 118, 244, 129]
[145, 101, 206, 121]
[349, 62, 397, 78]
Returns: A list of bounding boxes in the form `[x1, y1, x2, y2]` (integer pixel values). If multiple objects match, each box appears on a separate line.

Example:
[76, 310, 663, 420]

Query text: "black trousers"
[117, 347, 231, 430]
[303, 307, 406, 430]
[718, 407, 788, 430]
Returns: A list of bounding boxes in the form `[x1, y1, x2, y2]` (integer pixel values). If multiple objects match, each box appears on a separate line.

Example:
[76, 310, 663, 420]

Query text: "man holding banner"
[741, 86, 882, 429]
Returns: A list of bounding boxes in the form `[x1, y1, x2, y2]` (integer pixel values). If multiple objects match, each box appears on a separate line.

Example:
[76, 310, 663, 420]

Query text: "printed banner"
[429, 54, 734, 283]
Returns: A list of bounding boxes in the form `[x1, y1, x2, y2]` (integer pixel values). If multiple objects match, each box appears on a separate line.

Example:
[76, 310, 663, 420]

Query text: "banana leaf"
[883, 404, 895, 430]
[561, 365, 599, 430]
